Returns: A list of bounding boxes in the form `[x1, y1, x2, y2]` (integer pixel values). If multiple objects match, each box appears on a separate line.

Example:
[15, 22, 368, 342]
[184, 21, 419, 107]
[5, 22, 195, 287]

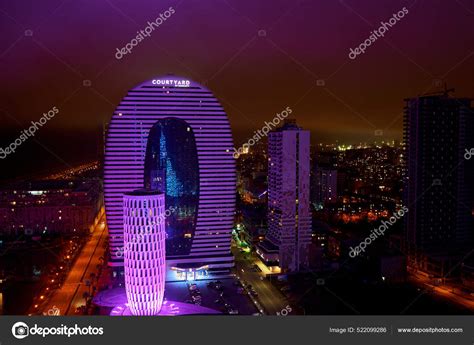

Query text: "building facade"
[104, 76, 236, 280]
[258, 119, 312, 272]
[403, 93, 474, 275]
[0, 180, 101, 236]
[123, 190, 166, 315]
[312, 167, 337, 208]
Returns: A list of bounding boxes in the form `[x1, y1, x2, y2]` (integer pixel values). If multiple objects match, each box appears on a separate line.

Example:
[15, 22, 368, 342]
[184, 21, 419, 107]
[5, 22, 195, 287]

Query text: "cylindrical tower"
[123, 189, 166, 316]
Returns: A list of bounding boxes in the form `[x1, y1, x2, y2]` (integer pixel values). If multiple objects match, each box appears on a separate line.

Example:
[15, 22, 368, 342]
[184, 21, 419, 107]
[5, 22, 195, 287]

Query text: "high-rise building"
[257, 119, 312, 272]
[312, 167, 337, 208]
[403, 92, 474, 274]
[123, 190, 166, 315]
[105, 76, 236, 280]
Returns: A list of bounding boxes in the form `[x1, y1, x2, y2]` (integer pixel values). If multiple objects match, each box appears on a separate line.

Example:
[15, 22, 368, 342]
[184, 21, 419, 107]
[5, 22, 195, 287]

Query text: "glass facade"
[144, 117, 199, 257]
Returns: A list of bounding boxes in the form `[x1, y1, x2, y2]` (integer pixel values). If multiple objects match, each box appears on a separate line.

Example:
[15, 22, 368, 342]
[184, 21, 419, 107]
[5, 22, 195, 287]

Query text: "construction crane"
[421, 83, 455, 97]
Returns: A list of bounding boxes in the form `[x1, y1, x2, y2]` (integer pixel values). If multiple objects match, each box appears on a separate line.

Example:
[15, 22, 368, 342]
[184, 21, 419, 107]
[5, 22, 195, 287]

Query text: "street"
[232, 245, 289, 315]
[408, 268, 474, 311]
[40, 209, 107, 315]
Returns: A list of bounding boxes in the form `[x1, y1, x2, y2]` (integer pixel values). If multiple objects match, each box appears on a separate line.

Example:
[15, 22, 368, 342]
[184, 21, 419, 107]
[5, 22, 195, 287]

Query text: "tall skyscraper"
[123, 190, 166, 316]
[105, 76, 236, 280]
[403, 92, 474, 274]
[257, 119, 312, 272]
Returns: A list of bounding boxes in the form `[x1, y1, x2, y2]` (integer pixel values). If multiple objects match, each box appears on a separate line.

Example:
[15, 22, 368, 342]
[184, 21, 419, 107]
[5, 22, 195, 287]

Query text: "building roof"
[124, 189, 163, 196]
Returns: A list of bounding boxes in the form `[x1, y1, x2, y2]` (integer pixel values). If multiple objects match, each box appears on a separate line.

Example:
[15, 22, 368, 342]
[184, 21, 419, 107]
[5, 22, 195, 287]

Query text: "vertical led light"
[123, 189, 166, 316]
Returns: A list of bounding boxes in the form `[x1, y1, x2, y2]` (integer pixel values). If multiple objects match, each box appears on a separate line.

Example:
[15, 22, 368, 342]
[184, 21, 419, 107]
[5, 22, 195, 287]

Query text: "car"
[228, 308, 239, 315]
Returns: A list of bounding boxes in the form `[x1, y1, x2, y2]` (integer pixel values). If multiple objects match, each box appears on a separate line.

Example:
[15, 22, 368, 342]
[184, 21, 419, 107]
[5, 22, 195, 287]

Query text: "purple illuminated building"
[105, 76, 236, 280]
[257, 119, 312, 272]
[123, 190, 166, 315]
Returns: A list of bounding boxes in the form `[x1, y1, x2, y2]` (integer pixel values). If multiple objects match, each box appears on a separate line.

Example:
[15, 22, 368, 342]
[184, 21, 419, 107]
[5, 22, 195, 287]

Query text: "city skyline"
[1, 0, 474, 182]
[0, 2, 473, 341]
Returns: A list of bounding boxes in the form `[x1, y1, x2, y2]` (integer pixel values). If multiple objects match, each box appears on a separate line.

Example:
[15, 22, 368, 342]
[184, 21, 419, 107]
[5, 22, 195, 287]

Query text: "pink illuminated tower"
[123, 189, 166, 315]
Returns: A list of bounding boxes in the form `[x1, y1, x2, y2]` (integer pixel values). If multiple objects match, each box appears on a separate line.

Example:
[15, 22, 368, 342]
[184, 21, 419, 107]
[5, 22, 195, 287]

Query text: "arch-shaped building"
[105, 76, 236, 280]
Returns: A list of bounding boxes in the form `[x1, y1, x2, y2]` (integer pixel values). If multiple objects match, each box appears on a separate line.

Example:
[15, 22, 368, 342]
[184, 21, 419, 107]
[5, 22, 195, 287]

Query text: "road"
[408, 268, 474, 310]
[232, 245, 289, 315]
[40, 209, 107, 315]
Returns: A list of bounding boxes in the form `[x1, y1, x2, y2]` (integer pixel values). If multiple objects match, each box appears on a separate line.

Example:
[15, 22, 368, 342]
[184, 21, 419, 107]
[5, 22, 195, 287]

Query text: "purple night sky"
[0, 0, 473, 178]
